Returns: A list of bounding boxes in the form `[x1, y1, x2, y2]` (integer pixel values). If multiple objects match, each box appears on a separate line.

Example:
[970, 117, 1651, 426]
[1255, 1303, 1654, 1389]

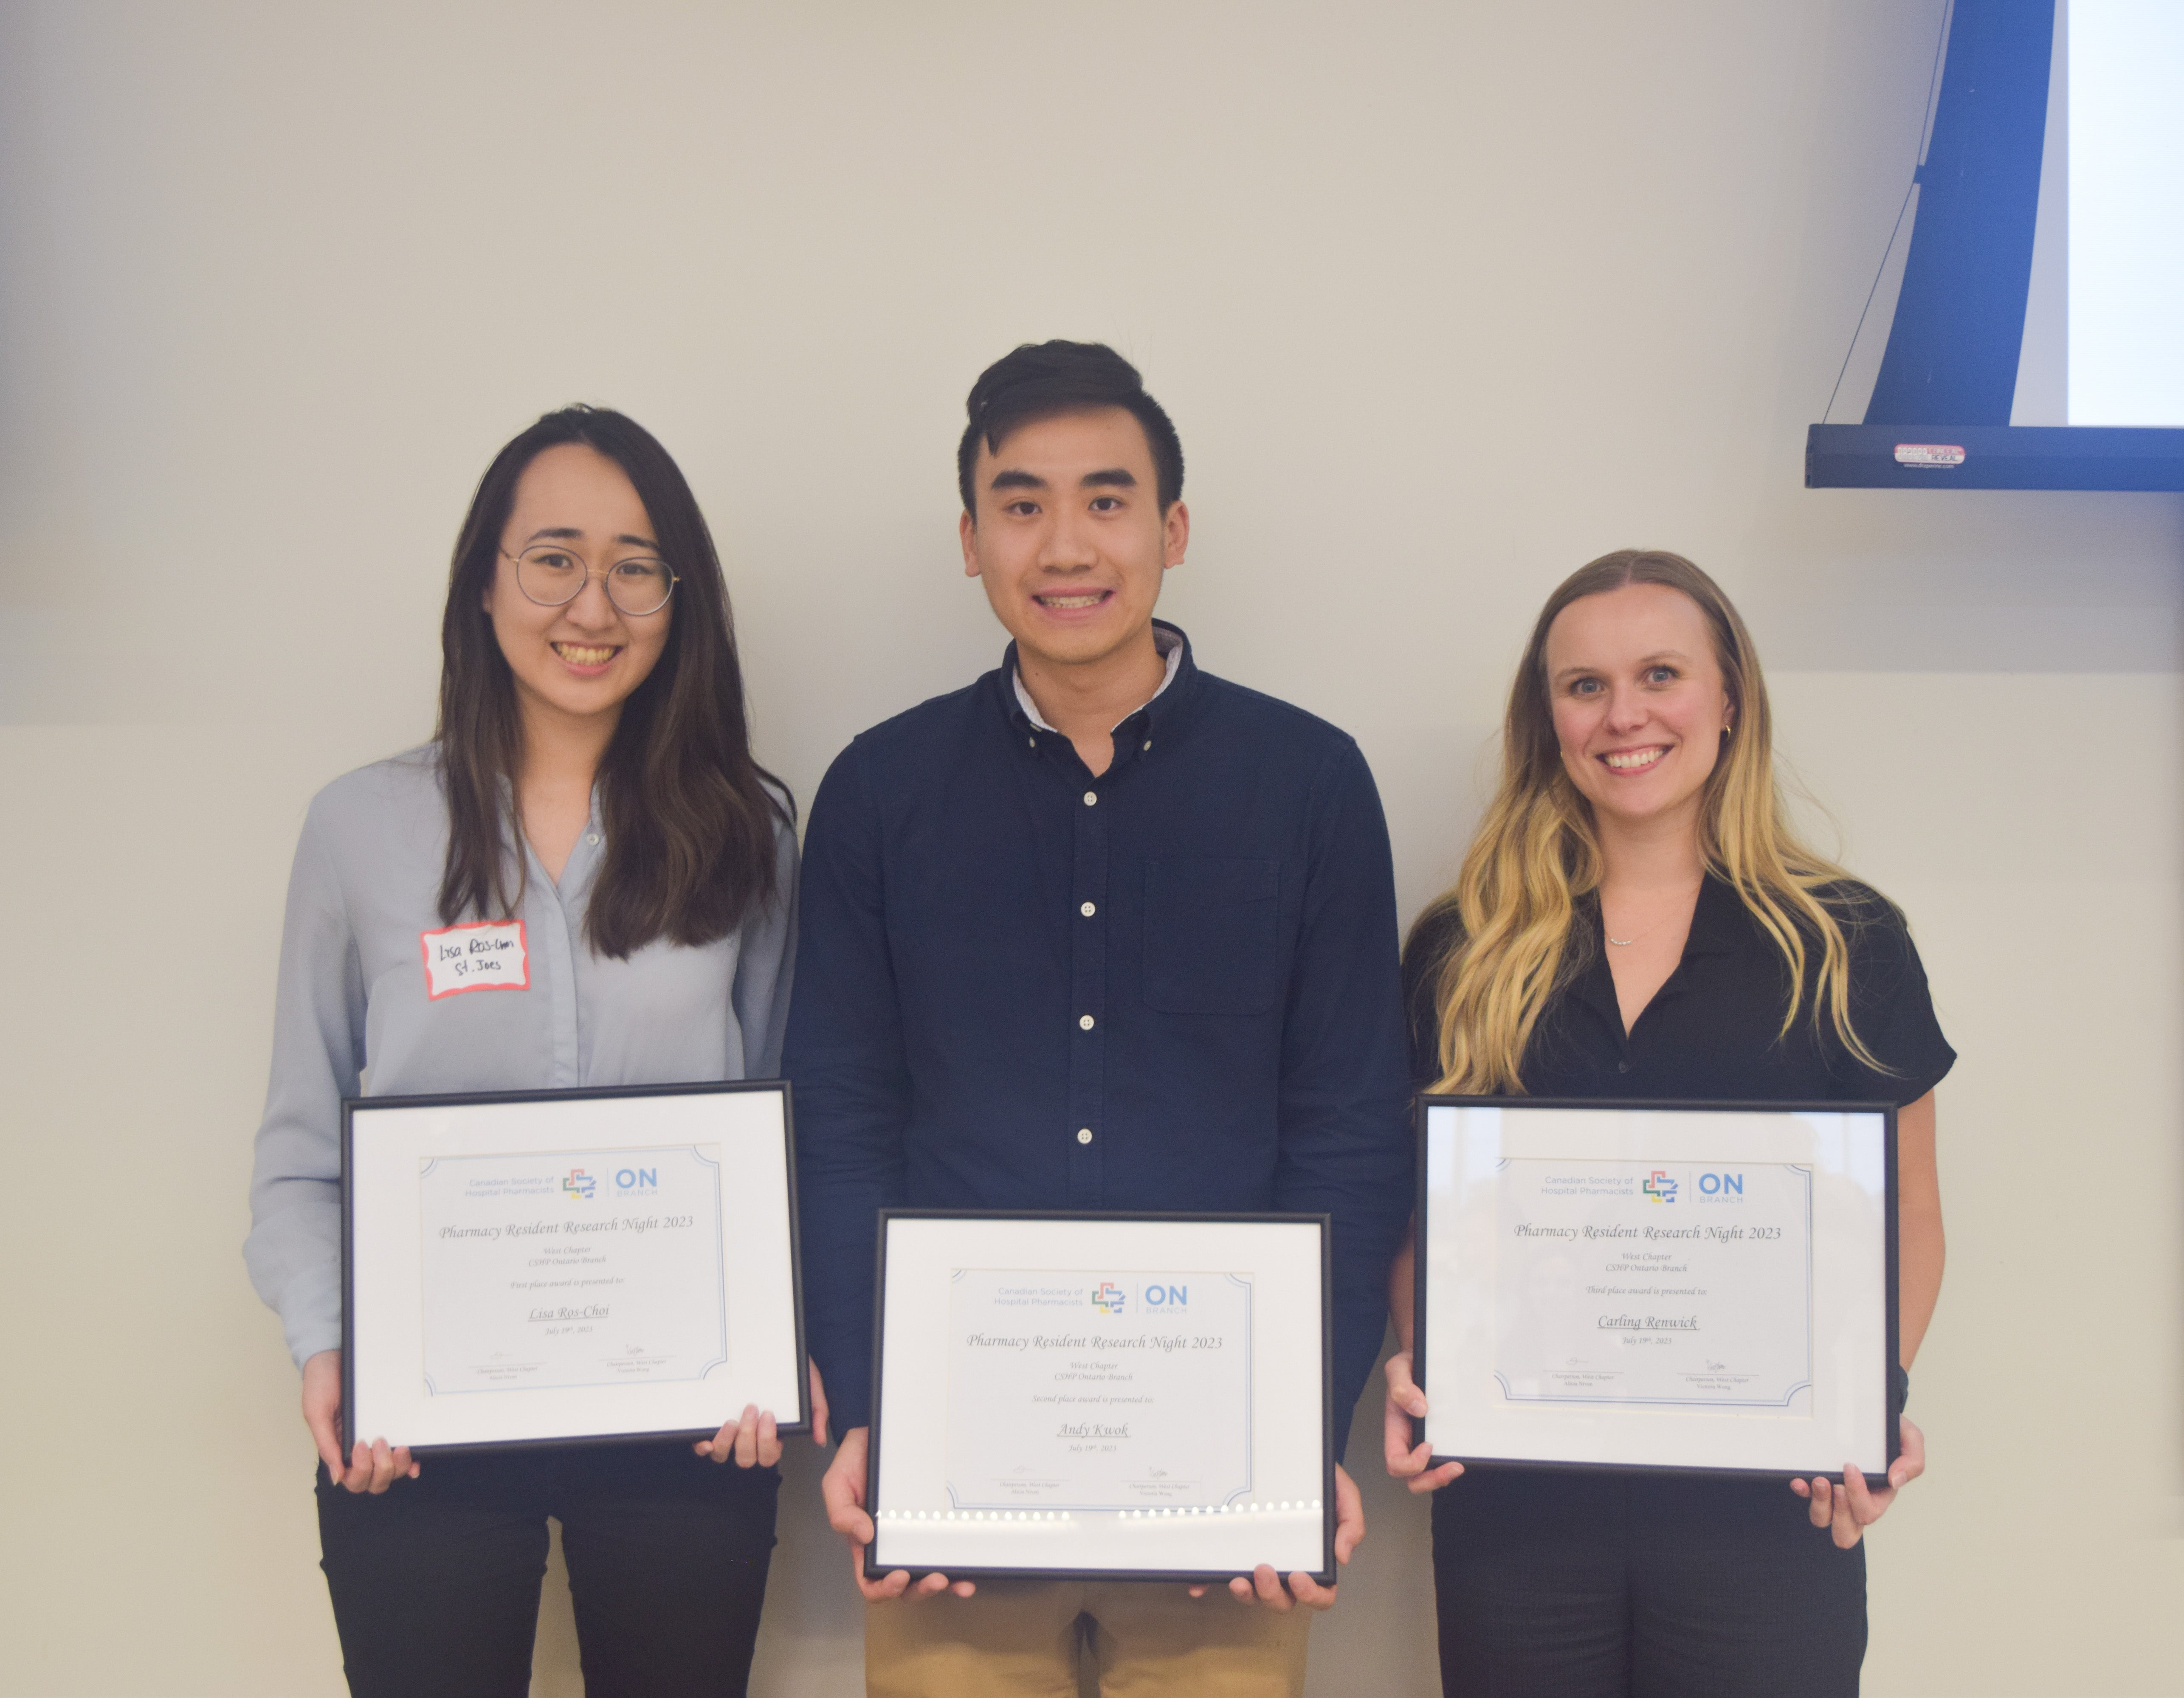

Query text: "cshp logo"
[1091, 1281, 1128, 1315]
[1642, 1170, 1678, 1204]
[562, 1169, 597, 1201]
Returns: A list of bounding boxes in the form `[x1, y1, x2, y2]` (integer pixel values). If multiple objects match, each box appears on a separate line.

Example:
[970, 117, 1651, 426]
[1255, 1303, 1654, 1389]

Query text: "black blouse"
[1402, 874, 1954, 1107]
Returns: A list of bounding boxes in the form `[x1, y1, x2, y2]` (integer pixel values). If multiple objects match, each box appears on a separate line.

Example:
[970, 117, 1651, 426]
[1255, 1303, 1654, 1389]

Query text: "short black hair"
[957, 340, 1185, 518]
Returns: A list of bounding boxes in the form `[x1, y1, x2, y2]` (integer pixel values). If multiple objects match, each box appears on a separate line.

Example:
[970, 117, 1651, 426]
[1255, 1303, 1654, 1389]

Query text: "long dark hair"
[435, 405, 791, 958]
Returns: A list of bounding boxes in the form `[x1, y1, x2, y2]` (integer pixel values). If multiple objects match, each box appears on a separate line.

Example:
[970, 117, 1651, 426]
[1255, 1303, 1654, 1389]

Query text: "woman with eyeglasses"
[1382, 550, 1950, 1698]
[245, 407, 804, 1696]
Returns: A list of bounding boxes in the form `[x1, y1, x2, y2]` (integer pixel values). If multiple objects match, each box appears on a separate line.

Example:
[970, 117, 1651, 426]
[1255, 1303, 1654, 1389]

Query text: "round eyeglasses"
[504, 545, 679, 617]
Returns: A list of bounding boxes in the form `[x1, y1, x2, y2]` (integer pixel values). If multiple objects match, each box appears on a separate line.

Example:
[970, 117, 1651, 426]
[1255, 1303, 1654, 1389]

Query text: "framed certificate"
[342, 1080, 806, 1454]
[1415, 1097, 1898, 1480]
[866, 1212, 1333, 1585]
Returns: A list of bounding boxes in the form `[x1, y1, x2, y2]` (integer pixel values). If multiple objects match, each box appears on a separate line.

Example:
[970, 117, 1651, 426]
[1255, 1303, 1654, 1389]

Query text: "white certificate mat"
[344, 1082, 804, 1451]
[1417, 1101, 1894, 1477]
[870, 1215, 1331, 1582]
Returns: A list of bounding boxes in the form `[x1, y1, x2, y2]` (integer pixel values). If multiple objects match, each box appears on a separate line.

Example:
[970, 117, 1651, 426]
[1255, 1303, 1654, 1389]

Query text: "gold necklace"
[1603, 880, 1705, 948]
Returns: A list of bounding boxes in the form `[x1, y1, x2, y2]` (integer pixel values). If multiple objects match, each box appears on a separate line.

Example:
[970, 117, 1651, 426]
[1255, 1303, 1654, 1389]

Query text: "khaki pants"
[863, 1579, 1313, 1697]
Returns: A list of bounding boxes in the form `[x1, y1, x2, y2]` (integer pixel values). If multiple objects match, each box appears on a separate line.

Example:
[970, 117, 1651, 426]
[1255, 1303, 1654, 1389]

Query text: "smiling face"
[1543, 581, 1734, 835]
[958, 406, 1188, 672]
[483, 442, 674, 735]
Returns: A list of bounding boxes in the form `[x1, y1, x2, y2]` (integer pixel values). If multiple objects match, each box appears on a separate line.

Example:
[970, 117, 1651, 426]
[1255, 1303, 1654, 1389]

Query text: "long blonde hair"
[1415, 549, 1887, 1094]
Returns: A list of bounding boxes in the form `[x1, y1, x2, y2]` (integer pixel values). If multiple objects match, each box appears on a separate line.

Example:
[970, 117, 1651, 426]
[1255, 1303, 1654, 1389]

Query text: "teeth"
[1604, 748, 1664, 770]
[555, 644, 617, 665]
[1039, 594, 1106, 609]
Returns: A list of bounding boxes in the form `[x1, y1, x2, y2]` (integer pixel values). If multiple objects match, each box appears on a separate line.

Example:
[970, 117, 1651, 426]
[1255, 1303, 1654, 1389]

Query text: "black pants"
[1432, 1468, 1867, 1698]
[316, 1440, 779, 1698]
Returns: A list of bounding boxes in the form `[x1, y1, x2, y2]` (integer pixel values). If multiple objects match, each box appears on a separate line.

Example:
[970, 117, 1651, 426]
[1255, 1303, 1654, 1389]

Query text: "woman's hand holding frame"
[1792, 1416, 1925, 1547]
[304, 1349, 419, 1494]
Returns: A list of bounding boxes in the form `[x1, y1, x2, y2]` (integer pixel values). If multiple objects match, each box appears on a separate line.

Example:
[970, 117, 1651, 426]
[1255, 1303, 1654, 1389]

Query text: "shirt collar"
[1682, 871, 1750, 957]
[1010, 622, 1186, 734]
[1568, 871, 1746, 1035]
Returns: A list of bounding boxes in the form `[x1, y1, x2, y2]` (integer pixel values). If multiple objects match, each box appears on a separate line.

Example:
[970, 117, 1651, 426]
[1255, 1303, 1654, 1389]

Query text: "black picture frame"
[340, 1077, 808, 1457]
[863, 1209, 1336, 1587]
[1411, 1094, 1900, 1484]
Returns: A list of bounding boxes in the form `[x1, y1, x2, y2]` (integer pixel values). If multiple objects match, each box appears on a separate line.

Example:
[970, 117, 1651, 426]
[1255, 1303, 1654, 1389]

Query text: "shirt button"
[1080, 901, 1096, 918]
[1617, 1059, 1633, 1074]
[1079, 1014, 1095, 1031]
[1077, 1128, 1093, 1145]
[1027, 737, 1036, 750]
[1083, 790, 1098, 807]
[585, 833, 600, 845]
[1142, 740, 1152, 752]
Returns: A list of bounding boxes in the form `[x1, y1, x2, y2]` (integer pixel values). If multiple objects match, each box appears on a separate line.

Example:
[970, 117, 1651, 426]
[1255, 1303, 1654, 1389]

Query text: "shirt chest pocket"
[1142, 857, 1280, 1016]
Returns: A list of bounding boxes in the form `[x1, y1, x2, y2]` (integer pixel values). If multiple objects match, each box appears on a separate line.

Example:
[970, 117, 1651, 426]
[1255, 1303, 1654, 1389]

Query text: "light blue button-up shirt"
[244, 746, 797, 1369]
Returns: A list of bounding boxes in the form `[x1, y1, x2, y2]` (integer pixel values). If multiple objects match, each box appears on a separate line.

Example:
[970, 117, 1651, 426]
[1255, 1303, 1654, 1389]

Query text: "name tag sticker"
[420, 921, 530, 999]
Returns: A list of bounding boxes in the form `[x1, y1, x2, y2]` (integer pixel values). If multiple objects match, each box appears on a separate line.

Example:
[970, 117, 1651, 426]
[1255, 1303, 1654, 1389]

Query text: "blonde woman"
[1382, 551, 1949, 1698]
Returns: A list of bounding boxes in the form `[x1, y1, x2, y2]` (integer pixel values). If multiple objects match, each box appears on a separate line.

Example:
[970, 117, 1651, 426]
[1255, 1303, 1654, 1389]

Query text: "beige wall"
[3, 3, 2180, 1694]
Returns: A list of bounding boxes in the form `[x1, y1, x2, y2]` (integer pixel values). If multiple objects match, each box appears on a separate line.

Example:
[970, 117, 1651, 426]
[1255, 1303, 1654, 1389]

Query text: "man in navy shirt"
[787, 341, 1412, 1695]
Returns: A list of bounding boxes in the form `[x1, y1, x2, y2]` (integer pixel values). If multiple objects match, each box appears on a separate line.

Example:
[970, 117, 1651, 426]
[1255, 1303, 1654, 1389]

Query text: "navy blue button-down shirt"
[786, 623, 1413, 1447]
